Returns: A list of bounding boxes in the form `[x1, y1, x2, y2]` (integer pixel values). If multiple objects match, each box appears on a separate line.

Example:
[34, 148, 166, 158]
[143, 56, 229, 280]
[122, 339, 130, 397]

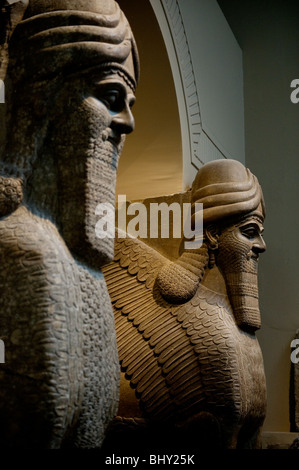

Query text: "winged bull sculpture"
[102, 159, 267, 450]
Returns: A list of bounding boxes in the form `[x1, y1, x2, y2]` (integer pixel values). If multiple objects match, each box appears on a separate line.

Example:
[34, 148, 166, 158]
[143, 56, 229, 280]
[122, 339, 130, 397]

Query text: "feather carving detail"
[103, 229, 244, 425]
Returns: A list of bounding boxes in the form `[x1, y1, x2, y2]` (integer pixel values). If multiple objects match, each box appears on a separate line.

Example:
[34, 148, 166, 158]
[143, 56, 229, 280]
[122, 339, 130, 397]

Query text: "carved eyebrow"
[239, 220, 264, 234]
[239, 213, 264, 224]
[93, 81, 126, 91]
[253, 215, 264, 224]
[93, 81, 136, 102]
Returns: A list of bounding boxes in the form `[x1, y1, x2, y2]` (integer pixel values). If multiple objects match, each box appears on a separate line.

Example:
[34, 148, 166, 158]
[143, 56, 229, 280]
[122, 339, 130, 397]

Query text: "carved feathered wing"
[103, 230, 241, 427]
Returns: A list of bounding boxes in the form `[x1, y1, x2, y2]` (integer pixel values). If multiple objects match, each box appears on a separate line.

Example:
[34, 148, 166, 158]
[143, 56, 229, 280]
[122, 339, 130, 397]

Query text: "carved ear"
[204, 225, 219, 269]
[205, 224, 219, 250]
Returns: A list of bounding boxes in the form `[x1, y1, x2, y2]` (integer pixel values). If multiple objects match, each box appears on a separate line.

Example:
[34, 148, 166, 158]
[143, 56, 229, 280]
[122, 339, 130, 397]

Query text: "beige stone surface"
[103, 159, 267, 450]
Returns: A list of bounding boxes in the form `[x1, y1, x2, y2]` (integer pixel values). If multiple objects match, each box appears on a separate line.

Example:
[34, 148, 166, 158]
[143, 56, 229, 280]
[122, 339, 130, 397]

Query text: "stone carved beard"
[216, 228, 261, 333]
[44, 91, 124, 268]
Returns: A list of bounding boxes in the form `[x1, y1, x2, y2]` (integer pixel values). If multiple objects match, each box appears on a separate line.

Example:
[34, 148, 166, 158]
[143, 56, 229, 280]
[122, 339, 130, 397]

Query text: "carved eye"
[97, 89, 122, 111]
[240, 224, 260, 240]
[90, 77, 136, 114]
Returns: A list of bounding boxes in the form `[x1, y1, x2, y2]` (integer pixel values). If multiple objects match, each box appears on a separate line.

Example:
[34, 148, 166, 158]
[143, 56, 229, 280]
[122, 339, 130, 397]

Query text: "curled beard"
[217, 230, 261, 333]
[56, 136, 124, 268]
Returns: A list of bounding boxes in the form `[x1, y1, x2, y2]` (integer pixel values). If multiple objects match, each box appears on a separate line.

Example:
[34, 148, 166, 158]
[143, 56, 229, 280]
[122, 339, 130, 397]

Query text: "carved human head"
[191, 159, 266, 332]
[0, 0, 139, 266]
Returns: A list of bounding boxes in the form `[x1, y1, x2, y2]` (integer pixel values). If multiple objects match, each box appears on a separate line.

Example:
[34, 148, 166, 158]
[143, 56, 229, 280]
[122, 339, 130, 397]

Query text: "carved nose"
[253, 236, 266, 254]
[111, 106, 135, 135]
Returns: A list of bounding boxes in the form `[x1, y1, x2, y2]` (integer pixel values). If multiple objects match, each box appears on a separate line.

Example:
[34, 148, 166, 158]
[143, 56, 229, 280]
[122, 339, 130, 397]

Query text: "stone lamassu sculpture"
[103, 159, 267, 450]
[0, 0, 139, 448]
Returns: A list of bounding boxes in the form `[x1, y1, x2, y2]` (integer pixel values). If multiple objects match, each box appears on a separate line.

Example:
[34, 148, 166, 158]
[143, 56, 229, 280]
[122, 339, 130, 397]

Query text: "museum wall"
[116, 0, 245, 200]
[218, 0, 299, 432]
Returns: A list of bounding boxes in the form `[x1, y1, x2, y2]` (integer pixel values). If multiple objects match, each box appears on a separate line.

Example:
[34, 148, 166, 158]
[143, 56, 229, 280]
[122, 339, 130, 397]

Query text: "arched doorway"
[116, 0, 183, 201]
